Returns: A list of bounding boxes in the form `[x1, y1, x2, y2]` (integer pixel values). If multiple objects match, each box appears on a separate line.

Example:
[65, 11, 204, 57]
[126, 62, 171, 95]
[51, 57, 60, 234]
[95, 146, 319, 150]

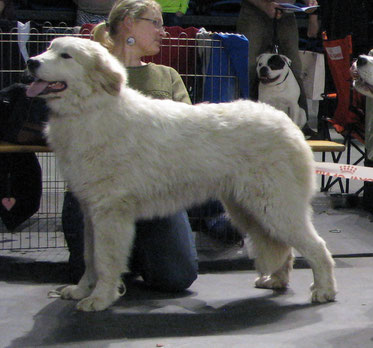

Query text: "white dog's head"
[256, 53, 292, 85]
[26, 36, 125, 100]
[351, 49, 373, 98]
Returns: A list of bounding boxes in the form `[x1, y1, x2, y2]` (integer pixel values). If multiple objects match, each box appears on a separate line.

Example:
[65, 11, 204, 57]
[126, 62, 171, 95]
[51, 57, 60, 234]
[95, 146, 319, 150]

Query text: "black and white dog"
[257, 53, 306, 128]
[351, 49, 373, 98]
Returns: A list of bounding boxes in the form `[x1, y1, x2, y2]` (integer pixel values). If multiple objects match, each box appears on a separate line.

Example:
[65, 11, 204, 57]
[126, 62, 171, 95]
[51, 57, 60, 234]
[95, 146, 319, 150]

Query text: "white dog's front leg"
[61, 212, 96, 300]
[76, 208, 135, 311]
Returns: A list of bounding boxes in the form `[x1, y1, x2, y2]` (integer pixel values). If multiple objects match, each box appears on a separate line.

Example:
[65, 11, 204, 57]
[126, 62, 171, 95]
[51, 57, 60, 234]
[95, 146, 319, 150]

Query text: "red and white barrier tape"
[315, 162, 373, 182]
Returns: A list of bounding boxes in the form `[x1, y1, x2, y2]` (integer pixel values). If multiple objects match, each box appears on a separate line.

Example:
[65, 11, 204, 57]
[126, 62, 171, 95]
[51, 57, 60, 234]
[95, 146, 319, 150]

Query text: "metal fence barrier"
[0, 24, 243, 252]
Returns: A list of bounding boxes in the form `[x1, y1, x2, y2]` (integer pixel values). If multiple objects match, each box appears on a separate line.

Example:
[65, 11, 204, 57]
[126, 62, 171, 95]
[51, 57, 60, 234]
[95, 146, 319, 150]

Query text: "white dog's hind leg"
[263, 207, 337, 303]
[222, 200, 293, 289]
[252, 234, 294, 290]
[246, 224, 293, 289]
[76, 207, 135, 311]
[289, 218, 337, 303]
[61, 212, 96, 301]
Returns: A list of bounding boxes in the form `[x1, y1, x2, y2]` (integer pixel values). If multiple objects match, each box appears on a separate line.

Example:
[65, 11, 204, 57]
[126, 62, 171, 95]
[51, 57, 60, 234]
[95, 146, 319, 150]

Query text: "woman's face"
[131, 8, 165, 56]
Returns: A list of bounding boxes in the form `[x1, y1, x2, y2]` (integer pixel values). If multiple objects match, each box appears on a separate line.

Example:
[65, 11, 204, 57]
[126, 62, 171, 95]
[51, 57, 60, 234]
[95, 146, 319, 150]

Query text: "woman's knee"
[141, 260, 198, 292]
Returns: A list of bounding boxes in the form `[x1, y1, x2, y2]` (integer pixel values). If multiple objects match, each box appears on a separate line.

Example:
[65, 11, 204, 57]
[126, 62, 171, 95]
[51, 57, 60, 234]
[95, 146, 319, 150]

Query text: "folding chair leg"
[363, 159, 373, 212]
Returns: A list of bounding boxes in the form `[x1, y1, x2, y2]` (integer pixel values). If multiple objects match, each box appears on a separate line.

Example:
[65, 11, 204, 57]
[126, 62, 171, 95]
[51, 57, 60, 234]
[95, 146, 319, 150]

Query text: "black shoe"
[204, 214, 244, 246]
[302, 125, 323, 140]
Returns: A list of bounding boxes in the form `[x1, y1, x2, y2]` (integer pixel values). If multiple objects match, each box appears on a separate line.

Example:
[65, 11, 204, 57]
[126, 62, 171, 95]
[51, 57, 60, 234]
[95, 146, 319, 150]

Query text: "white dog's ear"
[369, 49, 373, 57]
[89, 51, 124, 96]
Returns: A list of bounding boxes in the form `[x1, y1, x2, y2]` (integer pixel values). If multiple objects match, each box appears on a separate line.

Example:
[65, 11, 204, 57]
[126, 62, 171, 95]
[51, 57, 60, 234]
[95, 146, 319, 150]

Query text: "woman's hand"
[261, 1, 283, 19]
[303, 0, 318, 14]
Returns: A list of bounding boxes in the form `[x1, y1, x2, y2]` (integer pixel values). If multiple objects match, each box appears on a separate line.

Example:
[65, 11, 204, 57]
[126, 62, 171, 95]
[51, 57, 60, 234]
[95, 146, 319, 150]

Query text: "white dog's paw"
[255, 275, 288, 289]
[310, 283, 337, 303]
[76, 294, 117, 312]
[60, 285, 91, 300]
[75, 281, 126, 312]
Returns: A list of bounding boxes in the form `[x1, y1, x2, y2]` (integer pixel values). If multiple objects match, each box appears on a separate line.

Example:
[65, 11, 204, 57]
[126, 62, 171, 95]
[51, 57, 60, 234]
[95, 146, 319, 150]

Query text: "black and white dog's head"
[351, 49, 373, 98]
[256, 53, 292, 85]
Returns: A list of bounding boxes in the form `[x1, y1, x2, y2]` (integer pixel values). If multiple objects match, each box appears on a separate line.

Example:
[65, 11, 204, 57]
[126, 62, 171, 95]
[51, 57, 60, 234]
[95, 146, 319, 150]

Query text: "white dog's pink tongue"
[26, 80, 49, 97]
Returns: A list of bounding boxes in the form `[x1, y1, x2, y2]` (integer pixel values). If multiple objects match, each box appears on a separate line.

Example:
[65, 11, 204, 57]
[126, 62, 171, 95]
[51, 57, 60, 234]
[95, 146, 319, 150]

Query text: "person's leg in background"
[62, 191, 85, 283]
[236, 3, 273, 100]
[277, 13, 320, 138]
[363, 97, 373, 212]
[130, 211, 198, 292]
[188, 200, 243, 245]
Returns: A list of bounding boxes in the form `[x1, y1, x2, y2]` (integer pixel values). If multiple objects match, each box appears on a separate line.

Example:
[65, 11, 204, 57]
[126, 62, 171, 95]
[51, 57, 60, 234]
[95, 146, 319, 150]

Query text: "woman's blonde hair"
[92, 0, 161, 51]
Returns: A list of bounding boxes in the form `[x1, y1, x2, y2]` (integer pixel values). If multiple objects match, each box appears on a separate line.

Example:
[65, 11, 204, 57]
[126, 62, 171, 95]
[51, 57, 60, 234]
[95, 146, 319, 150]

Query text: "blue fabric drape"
[203, 33, 249, 102]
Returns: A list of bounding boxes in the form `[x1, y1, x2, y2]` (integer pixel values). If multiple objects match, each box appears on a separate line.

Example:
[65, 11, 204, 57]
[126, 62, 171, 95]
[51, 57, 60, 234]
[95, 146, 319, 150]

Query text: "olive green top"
[126, 63, 191, 104]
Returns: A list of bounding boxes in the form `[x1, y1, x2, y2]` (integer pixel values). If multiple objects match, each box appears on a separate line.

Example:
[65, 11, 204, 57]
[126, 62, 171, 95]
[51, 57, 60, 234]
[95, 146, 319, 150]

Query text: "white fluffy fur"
[28, 37, 337, 311]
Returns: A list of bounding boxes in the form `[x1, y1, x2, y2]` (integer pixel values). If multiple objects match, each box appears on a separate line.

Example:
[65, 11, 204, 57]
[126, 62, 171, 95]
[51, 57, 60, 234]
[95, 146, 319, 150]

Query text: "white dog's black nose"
[27, 59, 40, 73]
[357, 56, 368, 68]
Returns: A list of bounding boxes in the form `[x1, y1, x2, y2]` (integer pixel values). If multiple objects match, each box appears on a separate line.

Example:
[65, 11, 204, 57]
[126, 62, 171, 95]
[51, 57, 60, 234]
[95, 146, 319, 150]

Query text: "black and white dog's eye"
[61, 53, 72, 59]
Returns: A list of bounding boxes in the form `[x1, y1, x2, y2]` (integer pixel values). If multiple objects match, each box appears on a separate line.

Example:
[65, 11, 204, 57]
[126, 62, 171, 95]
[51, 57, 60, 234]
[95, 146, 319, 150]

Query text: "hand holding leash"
[261, 1, 283, 19]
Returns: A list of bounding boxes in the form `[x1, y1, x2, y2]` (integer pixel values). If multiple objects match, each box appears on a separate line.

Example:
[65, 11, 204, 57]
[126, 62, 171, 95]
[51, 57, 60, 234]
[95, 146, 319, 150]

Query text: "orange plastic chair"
[321, 33, 365, 193]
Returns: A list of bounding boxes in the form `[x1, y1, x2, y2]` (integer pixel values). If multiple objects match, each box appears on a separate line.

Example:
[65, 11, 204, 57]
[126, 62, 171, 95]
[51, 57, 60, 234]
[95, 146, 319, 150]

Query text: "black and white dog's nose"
[27, 59, 40, 73]
[259, 66, 269, 77]
[357, 56, 368, 68]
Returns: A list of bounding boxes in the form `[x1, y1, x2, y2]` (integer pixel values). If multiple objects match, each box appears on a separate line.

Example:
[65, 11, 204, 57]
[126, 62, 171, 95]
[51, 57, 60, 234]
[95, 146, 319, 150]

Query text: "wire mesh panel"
[0, 25, 245, 251]
[144, 30, 242, 104]
[0, 24, 83, 89]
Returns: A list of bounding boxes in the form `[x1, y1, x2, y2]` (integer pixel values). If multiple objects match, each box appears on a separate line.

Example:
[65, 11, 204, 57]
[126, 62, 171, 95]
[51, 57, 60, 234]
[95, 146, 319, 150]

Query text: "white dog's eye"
[61, 53, 72, 59]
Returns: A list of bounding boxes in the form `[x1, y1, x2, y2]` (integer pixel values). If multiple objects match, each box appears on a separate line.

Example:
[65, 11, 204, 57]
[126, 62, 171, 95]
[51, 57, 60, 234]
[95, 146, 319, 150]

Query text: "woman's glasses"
[138, 17, 164, 30]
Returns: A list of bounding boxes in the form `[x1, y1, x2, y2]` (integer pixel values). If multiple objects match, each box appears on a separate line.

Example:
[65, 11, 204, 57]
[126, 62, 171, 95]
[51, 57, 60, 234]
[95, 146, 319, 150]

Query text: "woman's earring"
[126, 37, 136, 46]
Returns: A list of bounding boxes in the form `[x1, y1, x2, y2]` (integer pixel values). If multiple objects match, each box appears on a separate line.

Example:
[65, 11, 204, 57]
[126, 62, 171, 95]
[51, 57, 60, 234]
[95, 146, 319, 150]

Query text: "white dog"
[26, 37, 336, 312]
[257, 53, 307, 128]
[351, 49, 373, 98]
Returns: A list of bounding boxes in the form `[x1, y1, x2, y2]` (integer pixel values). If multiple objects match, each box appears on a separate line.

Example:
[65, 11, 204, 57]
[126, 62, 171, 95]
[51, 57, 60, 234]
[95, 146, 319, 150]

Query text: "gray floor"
[2, 121, 373, 348]
[1, 250, 373, 348]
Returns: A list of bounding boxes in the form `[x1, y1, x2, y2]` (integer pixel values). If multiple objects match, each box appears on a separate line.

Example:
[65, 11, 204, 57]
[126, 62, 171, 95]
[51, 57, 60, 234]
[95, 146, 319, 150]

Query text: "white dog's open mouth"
[26, 79, 67, 97]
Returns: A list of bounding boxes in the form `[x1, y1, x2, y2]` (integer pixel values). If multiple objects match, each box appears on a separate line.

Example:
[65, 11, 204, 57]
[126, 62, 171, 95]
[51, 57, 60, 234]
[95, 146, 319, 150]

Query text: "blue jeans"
[62, 192, 198, 291]
[131, 211, 198, 291]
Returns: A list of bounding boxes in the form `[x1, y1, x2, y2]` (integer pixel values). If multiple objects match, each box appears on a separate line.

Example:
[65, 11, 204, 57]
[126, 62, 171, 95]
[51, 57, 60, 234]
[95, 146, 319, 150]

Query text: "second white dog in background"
[351, 49, 373, 98]
[257, 53, 307, 129]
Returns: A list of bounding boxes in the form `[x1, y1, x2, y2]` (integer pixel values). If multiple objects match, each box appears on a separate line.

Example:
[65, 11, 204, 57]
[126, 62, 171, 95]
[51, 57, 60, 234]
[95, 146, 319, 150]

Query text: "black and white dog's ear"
[256, 53, 265, 63]
[368, 49, 373, 57]
[280, 55, 292, 66]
